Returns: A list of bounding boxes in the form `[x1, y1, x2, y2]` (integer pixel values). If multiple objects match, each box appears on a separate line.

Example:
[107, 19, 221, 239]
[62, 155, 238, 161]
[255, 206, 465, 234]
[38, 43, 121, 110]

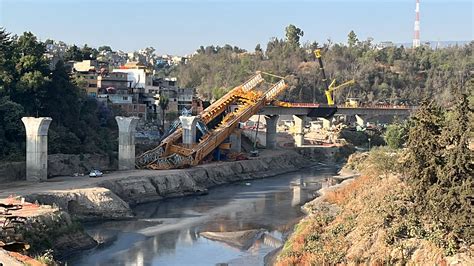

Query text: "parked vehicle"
[89, 169, 103, 178]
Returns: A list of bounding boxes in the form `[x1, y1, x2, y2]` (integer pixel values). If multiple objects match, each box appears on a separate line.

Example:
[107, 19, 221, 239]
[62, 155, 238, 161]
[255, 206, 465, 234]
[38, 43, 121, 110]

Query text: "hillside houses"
[71, 59, 200, 127]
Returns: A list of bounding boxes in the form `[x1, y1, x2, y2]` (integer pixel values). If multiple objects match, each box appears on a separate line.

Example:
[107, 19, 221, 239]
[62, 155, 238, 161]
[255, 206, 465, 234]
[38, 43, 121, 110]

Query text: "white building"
[112, 68, 150, 91]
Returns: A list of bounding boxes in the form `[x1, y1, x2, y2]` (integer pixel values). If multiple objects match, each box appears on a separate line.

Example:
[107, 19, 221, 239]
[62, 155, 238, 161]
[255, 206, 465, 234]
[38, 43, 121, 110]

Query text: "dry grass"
[324, 174, 373, 206]
[277, 150, 471, 265]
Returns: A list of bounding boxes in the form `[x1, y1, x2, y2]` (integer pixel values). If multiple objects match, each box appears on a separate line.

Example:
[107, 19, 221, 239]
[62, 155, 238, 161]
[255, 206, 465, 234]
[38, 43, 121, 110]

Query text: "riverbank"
[1, 149, 313, 260]
[17, 150, 311, 220]
[68, 159, 339, 265]
[276, 150, 473, 265]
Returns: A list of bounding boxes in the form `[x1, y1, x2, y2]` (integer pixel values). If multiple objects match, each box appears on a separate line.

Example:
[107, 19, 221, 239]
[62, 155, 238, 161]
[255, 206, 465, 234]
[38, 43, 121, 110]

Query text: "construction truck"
[345, 97, 361, 108]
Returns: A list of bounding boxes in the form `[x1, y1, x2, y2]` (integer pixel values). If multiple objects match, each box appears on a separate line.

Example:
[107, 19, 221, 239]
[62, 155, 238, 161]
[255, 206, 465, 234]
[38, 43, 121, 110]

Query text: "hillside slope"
[277, 150, 473, 265]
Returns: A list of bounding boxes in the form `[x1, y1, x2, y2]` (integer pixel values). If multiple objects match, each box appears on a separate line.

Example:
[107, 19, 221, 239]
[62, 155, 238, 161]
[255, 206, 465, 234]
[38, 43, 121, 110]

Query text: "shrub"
[384, 123, 407, 149]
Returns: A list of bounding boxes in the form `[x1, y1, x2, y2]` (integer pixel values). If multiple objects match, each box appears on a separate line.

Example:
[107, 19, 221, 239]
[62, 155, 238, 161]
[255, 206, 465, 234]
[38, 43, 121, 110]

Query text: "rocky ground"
[0, 199, 95, 264]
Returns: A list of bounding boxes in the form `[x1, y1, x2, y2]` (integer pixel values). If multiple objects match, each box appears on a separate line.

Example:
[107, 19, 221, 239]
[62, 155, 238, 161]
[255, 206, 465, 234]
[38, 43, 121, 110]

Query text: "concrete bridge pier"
[116, 116, 140, 170]
[180, 116, 198, 145]
[355, 114, 365, 127]
[21, 117, 53, 181]
[230, 129, 242, 153]
[319, 117, 332, 129]
[293, 115, 305, 147]
[265, 115, 279, 149]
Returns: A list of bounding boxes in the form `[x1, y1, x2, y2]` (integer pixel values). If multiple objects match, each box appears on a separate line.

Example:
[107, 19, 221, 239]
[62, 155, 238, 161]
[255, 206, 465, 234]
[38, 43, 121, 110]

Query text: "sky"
[1, 0, 472, 55]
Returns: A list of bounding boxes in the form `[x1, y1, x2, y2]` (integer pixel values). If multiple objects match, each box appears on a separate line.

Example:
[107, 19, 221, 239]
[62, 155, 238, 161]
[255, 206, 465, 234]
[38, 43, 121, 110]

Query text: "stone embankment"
[23, 150, 310, 222]
[0, 201, 96, 261]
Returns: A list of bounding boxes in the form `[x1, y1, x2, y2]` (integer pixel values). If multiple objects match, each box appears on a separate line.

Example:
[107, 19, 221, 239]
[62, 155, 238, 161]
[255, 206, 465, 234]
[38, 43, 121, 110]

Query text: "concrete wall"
[0, 154, 117, 181]
[0, 161, 26, 182]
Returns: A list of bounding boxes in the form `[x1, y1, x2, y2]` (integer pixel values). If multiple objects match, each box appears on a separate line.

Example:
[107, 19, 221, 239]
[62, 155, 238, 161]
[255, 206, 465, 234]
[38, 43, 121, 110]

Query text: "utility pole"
[413, 0, 421, 48]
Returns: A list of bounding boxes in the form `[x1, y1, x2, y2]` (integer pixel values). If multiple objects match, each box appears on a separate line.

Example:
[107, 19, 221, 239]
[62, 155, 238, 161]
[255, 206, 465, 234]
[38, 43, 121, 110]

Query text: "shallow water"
[68, 163, 336, 266]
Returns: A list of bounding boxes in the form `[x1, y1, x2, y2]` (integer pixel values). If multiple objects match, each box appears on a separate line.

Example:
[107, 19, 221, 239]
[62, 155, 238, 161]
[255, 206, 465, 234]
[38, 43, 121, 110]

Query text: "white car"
[89, 170, 103, 178]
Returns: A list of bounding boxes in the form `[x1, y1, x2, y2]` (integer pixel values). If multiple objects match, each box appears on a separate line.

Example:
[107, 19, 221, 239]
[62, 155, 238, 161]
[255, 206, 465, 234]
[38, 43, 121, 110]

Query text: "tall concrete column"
[229, 129, 242, 153]
[265, 115, 279, 149]
[293, 115, 305, 147]
[21, 117, 52, 181]
[180, 116, 198, 145]
[116, 116, 139, 170]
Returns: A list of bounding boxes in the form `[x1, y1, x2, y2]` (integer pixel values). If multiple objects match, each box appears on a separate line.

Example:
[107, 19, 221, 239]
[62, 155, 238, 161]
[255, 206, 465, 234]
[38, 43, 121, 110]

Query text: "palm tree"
[158, 95, 169, 132]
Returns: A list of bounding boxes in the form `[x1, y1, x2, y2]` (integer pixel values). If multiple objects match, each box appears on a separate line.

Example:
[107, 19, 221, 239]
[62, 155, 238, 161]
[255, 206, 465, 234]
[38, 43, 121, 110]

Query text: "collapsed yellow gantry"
[136, 72, 288, 170]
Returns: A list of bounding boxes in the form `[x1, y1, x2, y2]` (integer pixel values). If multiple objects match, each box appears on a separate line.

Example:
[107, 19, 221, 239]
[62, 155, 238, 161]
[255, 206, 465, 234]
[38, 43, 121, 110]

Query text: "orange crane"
[136, 72, 288, 170]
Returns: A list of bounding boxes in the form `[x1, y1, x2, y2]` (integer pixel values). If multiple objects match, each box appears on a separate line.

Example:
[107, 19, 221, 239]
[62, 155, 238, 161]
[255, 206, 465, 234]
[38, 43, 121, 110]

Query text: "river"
[68, 163, 337, 266]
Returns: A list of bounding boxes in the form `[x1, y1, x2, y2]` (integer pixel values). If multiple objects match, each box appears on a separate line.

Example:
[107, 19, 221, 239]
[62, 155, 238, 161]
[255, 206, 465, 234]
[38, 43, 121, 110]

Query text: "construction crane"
[314, 49, 355, 106]
[326, 79, 356, 105]
[136, 72, 288, 170]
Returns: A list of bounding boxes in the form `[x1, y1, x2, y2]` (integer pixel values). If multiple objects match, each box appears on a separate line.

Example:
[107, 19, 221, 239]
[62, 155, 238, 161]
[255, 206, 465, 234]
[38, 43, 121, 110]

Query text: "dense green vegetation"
[404, 95, 473, 252]
[175, 25, 472, 106]
[0, 29, 118, 161]
[384, 123, 408, 149]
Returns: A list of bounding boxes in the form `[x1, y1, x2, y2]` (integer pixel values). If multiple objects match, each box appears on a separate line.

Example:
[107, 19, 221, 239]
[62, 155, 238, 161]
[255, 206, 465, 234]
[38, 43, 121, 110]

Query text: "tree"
[0, 29, 120, 161]
[0, 28, 16, 96]
[347, 30, 359, 47]
[64, 45, 84, 61]
[285, 24, 304, 47]
[405, 101, 444, 203]
[0, 97, 25, 159]
[12, 32, 50, 114]
[384, 123, 407, 149]
[98, 45, 112, 53]
[158, 95, 169, 131]
[81, 44, 98, 60]
[404, 97, 473, 251]
[433, 94, 473, 247]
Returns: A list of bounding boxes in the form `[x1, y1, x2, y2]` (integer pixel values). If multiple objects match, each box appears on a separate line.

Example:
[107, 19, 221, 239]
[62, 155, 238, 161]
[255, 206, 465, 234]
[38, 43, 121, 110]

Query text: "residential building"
[97, 72, 129, 92]
[108, 94, 133, 104]
[73, 60, 98, 72]
[115, 103, 147, 119]
[97, 50, 127, 68]
[377, 41, 395, 49]
[74, 71, 98, 97]
[176, 88, 194, 113]
[113, 67, 149, 91]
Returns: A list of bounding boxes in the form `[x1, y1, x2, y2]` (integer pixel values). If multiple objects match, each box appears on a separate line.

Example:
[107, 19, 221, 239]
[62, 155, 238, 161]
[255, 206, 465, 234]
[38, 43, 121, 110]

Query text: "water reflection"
[69, 164, 334, 266]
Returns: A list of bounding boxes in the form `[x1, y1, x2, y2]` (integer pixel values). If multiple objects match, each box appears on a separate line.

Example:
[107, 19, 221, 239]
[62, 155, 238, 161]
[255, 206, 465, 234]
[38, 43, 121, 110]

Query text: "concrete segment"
[21, 117, 52, 181]
[230, 130, 242, 153]
[265, 115, 279, 149]
[116, 116, 139, 170]
[355, 114, 365, 127]
[180, 116, 198, 145]
[293, 115, 305, 147]
[319, 117, 332, 129]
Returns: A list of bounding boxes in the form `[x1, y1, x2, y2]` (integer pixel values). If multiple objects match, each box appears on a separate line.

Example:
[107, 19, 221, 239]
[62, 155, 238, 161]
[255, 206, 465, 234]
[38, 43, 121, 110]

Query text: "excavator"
[136, 72, 289, 170]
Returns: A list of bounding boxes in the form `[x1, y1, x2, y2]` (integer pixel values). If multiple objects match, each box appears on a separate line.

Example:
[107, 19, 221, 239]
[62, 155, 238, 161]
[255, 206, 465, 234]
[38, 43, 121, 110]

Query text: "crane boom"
[325, 79, 356, 105]
[314, 49, 355, 105]
[314, 49, 330, 93]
